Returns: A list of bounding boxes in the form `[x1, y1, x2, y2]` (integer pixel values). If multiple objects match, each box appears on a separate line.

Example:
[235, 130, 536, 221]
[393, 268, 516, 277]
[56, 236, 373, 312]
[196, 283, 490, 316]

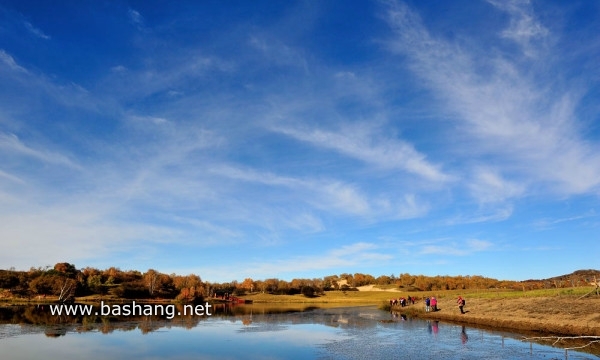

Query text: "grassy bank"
[409, 294, 600, 336]
[383, 287, 600, 337]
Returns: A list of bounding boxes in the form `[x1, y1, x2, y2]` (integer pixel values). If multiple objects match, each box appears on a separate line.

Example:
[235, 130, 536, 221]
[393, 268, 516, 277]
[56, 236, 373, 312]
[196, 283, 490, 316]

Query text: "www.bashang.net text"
[49, 301, 212, 319]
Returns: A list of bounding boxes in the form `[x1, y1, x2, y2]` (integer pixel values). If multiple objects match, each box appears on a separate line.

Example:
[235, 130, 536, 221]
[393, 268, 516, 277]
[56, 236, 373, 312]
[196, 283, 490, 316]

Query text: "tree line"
[0, 263, 204, 302]
[0, 263, 596, 302]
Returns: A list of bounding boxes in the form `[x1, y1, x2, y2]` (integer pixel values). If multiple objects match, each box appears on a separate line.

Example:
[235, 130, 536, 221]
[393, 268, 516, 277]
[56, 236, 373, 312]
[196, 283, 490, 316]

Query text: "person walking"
[425, 297, 430, 312]
[431, 297, 437, 311]
[457, 296, 466, 314]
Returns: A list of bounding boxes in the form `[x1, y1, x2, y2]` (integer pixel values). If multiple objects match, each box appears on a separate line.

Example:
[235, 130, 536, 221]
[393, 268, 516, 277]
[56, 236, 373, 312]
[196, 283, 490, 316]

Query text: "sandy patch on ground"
[356, 284, 401, 292]
[339, 279, 400, 292]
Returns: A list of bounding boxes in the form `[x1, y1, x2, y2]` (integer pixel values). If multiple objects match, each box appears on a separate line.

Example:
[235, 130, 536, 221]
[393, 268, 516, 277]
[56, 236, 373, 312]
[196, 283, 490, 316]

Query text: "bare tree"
[57, 278, 76, 303]
[144, 269, 160, 297]
[522, 335, 600, 354]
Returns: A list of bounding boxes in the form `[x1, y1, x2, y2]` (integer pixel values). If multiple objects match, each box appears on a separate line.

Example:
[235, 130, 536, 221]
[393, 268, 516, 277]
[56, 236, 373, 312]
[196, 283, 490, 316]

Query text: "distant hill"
[523, 269, 600, 285]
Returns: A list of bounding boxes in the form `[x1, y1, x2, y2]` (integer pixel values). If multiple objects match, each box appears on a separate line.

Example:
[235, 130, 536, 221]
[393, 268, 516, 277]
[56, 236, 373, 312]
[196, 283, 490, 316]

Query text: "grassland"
[245, 286, 597, 303]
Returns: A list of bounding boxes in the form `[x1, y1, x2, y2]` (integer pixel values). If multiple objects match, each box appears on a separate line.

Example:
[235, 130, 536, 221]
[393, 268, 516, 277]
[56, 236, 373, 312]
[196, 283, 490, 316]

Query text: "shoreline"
[392, 296, 600, 337]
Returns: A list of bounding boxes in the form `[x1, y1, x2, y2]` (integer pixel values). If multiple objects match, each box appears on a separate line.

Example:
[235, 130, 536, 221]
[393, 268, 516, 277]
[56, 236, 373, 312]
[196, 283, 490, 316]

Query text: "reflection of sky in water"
[0, 307, 597, 360]
[0, 318, 345, 360]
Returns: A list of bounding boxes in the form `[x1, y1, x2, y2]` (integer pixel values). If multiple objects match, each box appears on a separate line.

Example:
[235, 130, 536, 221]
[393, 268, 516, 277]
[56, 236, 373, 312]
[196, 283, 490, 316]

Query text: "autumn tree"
[312, 278, 324, 294]
[0, 270, 19, 289]
[53, 262, 77, 277]
[323, 275, 340, 290]
[264, 278, 279, 293]
[173, 274, 203, 301]
[87, 274, 104, 294]
[29, 276, 55, 295]
[399, 273, 415, 288]
[277, 280, 294, 294]
[290, 278, 305, 290]
[376, 275, 392, 285]
[353, 273, 375, 287]
[339, 273, 354, 287]
[173, 274, 202, 290]
[142, 269, 176, 298]
[254, 280, 266, 293]
[29, 275, 76, 302]
[240, 278, 254, 292]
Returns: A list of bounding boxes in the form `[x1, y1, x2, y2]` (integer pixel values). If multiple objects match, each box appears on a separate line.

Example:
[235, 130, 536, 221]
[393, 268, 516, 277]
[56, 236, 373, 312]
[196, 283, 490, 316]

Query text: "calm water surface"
[0, 304, 597, 359]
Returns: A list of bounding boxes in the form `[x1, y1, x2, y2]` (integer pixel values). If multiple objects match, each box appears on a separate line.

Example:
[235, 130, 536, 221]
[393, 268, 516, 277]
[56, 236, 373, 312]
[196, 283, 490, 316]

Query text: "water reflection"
[0, 303, 322, 335]
[0, 304, 598, 359]
[461, 325, 469, 344]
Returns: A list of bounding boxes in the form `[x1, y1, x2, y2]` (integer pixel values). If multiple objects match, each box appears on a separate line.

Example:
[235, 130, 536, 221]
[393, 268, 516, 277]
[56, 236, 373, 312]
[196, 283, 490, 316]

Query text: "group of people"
[390, 295, 467, 314]
[424, 296, 438, 312]
[389, 296, 416, 307]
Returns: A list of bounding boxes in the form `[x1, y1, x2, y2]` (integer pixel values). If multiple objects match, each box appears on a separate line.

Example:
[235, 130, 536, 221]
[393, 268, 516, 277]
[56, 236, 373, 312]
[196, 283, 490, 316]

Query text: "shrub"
[301, 286, 316, 297]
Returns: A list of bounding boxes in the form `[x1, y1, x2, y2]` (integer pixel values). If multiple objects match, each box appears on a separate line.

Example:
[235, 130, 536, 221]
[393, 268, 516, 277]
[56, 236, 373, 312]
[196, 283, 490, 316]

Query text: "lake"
[0, 304, 597, 359]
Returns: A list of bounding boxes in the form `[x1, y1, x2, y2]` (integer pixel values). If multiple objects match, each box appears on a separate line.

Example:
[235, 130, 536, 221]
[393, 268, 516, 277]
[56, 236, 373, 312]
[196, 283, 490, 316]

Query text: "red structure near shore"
[211, 292, 252, 304]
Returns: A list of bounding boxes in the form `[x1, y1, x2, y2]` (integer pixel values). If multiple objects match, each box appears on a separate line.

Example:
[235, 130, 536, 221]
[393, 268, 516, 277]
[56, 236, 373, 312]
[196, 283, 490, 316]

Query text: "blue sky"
[1, 0, 598, 282]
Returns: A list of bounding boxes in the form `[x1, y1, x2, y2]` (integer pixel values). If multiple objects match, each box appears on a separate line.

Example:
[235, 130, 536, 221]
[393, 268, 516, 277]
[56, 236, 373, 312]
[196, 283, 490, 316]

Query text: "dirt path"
[394, 296, 600, 336]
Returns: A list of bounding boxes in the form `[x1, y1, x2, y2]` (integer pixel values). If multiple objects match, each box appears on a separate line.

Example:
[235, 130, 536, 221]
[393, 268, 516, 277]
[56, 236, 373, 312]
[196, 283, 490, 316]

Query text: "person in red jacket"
[457, 296, 466, 314]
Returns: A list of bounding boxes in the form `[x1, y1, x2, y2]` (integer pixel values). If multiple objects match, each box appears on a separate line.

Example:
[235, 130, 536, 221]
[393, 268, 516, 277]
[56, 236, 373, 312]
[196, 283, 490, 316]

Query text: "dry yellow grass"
[397, 295, 600, 336]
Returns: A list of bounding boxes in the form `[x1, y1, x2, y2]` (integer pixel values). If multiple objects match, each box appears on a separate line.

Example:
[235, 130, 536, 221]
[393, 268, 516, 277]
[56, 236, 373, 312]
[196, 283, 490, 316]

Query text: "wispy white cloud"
[248, 34, 309, 72]
[280, 212, 325, 233]
[0, 169, 24, 184]
[0, 200, 180, 269]
[240, 242, 393, 279]
[272, 123, 449, 182]
[0, 49, 28, 73]
[519, 245, 561, 252]
[487, 0, 549, 56]
[210, 164, 370, 216]
[468, 167, 524, 204]
[211, 164, 427, 220]
[0, 49, 103, 114]
[443, 207, 514, 226]
[0, 132, 81, 169]
[128, 8, 144, 29]
[383, 0, 600, 197]
[161, 215, 244, 243]
[23, 20, 50, 40]
[316, 181, 371, 215]
[111, 65, 127, 73]
[330, 242, 377, 256]
[421, 239, 493, 256]
[101, 52, 233, 102]
[533, 211, 598, 230]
